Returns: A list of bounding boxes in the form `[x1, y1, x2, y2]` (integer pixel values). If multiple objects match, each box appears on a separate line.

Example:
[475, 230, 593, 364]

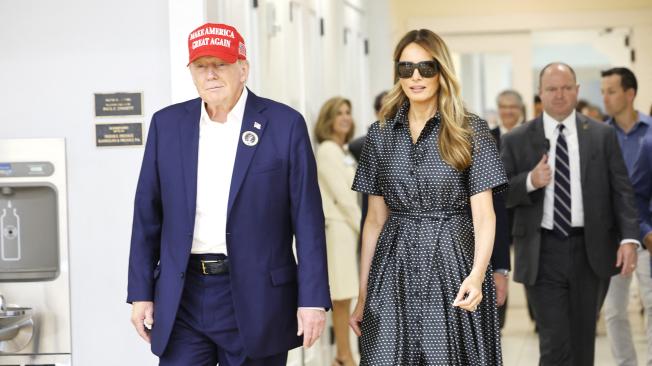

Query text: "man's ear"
[240, 60, 250, 83]
[626, 88, 636, 104]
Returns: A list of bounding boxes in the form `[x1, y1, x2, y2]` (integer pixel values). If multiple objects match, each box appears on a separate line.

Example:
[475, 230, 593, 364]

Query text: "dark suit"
[489, 127, 511, 271]
[489, 127, 512, 329]
[500, 113, 639, 365]
[127, 90, 331, 361]
[632, 132, 652, 241]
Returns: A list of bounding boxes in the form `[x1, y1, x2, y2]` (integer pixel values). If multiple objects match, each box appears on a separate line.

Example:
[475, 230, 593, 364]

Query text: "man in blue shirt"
[601, 66, 652, 366]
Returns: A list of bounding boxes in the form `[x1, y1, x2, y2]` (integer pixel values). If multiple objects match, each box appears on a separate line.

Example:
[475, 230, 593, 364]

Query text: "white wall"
[169, 0, 204, 103]
[0, 0, 170, 364]
[365, 0, 393, 126]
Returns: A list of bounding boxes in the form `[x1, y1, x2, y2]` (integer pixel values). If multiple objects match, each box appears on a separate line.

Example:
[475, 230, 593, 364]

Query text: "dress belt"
[389, 209, 465, 219]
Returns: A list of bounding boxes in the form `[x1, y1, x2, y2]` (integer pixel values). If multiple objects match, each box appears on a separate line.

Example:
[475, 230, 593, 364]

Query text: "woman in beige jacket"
[315, 97, 362, 366]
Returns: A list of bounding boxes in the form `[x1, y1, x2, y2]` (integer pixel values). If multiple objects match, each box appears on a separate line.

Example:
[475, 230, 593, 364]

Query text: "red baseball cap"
[187, 23, 246, 65]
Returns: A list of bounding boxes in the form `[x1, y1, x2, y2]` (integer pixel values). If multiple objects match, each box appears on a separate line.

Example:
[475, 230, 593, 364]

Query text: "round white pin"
[242, 131, 259, 146]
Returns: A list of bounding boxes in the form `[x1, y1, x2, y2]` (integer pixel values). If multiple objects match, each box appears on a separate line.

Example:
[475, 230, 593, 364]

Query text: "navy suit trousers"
[159, 259, 288, 366]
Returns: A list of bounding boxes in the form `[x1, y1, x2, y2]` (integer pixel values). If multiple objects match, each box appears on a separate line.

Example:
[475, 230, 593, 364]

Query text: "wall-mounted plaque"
[94, 92, 143, 117]
[95, 123, 143, 147]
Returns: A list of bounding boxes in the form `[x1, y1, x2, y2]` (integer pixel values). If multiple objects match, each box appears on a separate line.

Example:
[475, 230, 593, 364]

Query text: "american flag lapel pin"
[253, 122, 261, 130]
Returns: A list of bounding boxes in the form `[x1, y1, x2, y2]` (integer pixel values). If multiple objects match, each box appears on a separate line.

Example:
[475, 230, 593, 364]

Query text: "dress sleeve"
[352, 122, 383, 196]
[467, 116, 508, 196]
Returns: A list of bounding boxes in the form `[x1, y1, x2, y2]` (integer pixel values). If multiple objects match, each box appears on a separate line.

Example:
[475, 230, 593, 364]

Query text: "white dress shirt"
[526, 111, 639, 246]
[191, 88, 248, 254]
[526, 111, 584, 229]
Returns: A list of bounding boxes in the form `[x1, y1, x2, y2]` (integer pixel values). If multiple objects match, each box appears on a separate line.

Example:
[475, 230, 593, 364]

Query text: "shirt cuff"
[620, 239, 641, 249]
[526, 172, 536, 193]
[299, 307, 326, 311]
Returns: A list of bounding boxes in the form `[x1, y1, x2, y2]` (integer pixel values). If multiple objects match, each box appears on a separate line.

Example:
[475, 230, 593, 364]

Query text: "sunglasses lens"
[418, 62, 437, 77]
[397, 63, 414, 78]
[396, 61, 438, 78]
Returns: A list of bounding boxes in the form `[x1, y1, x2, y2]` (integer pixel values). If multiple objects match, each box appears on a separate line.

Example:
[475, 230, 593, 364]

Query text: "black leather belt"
[189, 254, 229, 275]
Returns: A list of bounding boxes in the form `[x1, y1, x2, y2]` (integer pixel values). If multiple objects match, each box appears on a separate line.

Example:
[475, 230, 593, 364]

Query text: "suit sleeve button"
[180, 272, 185, 278]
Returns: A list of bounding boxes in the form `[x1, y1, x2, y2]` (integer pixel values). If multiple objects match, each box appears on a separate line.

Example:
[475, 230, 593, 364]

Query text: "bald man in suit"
[500, 62, 640, 366]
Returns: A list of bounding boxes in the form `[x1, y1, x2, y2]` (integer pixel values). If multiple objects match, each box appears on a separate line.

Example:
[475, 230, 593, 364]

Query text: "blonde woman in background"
[349, 29, 506, 365]
[315, 97, 362, 366]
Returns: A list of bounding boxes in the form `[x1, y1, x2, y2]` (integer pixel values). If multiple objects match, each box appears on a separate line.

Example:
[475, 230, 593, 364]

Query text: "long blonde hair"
[379, 29, 472, 171]
[314, 97, 355, 143]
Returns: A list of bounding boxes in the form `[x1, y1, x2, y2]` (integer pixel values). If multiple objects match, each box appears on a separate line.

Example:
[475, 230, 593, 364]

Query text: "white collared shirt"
[526, 111, 584, 229]
[191, 88, 248, 254]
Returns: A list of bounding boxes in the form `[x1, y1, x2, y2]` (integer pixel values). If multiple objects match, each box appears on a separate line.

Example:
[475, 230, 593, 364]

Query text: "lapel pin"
[242, 131, 259, 147]
[253, 122, 261, 130]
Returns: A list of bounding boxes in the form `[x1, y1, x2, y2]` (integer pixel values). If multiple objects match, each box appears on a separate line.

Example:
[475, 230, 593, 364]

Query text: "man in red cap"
[127, 23, 331, 365]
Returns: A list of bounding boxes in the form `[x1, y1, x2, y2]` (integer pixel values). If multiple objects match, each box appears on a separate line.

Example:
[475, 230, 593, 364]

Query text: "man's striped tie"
[553, 124, 572, 238]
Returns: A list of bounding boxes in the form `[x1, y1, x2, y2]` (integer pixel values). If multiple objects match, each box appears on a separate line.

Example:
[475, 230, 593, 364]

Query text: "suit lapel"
[576, 114, 591, 185]
[179, 98, 201, 222]
[527, 117, 548, 161]
[227, 89, 268, 217]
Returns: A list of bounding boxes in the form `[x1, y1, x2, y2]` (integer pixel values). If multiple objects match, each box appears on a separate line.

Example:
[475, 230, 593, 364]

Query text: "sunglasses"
[396, 60, 439, 78]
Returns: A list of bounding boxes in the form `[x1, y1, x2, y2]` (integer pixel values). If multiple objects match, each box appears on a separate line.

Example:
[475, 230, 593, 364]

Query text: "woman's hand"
[452, 274, 484, 312]
[349, 299, 365, 336]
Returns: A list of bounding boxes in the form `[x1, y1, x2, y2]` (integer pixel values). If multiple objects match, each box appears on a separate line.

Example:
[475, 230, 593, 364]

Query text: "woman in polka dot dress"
[349, 29, 506, 365]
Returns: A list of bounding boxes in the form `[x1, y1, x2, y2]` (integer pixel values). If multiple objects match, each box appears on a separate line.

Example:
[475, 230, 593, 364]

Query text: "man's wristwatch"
[494, 269, 509, 277]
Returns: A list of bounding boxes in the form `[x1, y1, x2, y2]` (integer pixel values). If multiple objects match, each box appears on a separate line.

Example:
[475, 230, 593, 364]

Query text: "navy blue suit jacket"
[127, 89, 331, 358]
[632, 132, 652, 241]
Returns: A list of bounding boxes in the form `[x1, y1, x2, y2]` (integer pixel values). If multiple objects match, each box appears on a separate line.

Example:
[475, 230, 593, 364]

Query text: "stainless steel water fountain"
[0, 139, 71, 365]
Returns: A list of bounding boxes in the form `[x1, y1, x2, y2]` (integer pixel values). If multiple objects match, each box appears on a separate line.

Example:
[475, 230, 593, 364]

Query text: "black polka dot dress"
[352, 102, 507, 365]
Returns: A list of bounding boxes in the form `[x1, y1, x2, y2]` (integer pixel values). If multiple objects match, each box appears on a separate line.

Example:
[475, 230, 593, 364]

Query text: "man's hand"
[131, 301, 154, 343]
[493, 272, 508, 307]
[297, 308, 326, 348]
[530, 154, 552, 189]
[616, 242, 638, 276]
[645, 233, 652, 256]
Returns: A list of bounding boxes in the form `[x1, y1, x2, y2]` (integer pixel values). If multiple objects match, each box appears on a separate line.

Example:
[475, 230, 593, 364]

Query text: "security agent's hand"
[493, 272, 508, 307]
[530, 154, 552, 189]
[645, 233, 652, 256]
[616, 242, 638, 276]
[297, 308, 326, 348]
[131, 301, 154, 343]
[453, 273, 484, 312]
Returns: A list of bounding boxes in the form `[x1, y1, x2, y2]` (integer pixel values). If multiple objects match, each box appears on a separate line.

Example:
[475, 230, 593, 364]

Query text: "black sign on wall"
[95, 123, 143, 147]
[94, 92, 143, 117]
